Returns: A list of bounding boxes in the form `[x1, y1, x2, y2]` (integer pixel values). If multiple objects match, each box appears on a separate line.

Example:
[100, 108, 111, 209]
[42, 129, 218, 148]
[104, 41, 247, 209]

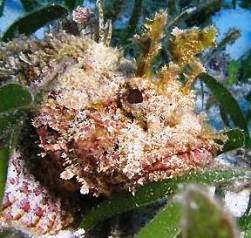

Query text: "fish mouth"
[141, 147, 214, 177]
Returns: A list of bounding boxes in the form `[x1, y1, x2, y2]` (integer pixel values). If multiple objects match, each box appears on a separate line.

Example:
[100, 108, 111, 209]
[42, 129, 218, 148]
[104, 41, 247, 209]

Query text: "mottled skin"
[0, 8, 222, 237]
[31, 33, 219, 196]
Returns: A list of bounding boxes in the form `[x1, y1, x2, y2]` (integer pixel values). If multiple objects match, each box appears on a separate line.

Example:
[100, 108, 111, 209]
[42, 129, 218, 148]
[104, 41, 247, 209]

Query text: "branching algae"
[0, 6, 225, 237]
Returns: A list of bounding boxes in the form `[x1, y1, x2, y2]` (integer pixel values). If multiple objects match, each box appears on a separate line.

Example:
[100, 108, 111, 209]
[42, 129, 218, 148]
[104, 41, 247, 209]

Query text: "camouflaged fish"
[0, 4, 224, 237]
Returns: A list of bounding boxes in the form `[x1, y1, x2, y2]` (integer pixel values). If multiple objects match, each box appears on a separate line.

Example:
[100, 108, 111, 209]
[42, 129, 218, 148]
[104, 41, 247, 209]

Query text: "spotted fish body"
[0, 7, 222, 237]
[0, 151, 73, 237]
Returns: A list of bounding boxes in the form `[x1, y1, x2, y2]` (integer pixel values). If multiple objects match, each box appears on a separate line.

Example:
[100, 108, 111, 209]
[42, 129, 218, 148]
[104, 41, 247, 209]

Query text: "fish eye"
[126, 89, 143, 104]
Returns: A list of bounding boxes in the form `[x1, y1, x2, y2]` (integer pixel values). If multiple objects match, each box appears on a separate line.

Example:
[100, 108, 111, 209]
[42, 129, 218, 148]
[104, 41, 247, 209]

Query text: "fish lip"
[141, 147, 214, 175]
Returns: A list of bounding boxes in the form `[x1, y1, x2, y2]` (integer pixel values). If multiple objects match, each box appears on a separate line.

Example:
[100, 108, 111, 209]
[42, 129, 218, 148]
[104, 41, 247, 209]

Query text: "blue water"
[212, 6, 251, 59]
[0, 0, 23, 35]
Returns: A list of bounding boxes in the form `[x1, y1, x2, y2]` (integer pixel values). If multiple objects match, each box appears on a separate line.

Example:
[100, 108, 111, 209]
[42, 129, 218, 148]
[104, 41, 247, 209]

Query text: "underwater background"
[1, 0, 251, 59]
[0, 1, 250, 237]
